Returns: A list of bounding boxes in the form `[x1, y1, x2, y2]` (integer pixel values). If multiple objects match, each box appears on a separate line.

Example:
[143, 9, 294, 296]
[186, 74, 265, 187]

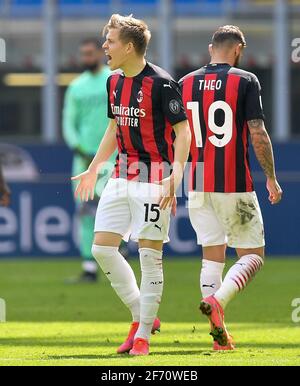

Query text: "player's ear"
[126, 41, 134, 55]
[235, 43, 243, 56]
[208, 43, 213, 56]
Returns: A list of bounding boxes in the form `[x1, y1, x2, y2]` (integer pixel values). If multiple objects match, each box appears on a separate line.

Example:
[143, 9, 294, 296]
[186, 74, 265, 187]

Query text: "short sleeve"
[245, 75, 265, 121]
[161, 79, 187, 125]
[106, 77, 115, 119]
[178, 78, 184, 91]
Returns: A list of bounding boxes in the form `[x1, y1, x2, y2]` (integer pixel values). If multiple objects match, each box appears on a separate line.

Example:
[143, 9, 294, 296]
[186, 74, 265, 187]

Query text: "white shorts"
[94, 178, 171, 243]
[188, 191, 265, 249]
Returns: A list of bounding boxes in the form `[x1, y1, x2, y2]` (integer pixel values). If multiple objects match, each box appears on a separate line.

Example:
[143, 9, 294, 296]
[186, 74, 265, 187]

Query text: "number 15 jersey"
[179, 63, 265, 193]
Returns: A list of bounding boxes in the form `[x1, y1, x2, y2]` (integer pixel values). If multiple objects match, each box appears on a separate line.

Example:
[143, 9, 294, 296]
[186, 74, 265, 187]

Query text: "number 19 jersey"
[179, 63, 265, 193]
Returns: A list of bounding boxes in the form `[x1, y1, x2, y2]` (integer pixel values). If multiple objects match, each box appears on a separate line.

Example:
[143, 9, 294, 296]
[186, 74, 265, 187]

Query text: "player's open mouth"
[105, 53, 112, 62]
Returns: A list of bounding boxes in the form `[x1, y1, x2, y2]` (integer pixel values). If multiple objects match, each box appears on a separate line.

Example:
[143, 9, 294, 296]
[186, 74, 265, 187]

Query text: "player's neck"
[122, 57, 147, 78]
[210, 56, 233, 66]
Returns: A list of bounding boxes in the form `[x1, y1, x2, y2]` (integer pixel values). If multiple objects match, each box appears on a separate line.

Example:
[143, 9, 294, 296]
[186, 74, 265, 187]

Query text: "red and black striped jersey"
[107, 62, 187, 182]
[179, 63, 265, 193]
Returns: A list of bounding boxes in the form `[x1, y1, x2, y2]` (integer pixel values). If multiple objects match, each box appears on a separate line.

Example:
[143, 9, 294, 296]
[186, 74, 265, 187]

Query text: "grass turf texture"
[0, 258, 299, 366]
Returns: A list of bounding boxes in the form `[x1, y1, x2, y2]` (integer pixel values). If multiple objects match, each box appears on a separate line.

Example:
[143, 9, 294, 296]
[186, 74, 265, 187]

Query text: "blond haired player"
[72, 15, 191, 356]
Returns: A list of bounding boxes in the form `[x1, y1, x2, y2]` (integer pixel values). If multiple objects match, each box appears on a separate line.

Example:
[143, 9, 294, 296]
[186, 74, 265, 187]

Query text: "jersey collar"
[121, 62, 150, 79]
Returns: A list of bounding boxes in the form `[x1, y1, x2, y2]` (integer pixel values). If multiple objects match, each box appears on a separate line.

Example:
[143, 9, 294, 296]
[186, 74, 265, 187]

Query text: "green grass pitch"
[0, 258, 299, 366]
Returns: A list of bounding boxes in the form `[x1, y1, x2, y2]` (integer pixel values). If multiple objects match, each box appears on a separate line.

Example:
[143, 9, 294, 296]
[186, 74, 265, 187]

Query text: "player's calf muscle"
[202, 245, 226, 262]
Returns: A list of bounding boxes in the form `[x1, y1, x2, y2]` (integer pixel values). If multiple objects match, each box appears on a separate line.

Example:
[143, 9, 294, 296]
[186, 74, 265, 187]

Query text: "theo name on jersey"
[180, 63, 265, 193]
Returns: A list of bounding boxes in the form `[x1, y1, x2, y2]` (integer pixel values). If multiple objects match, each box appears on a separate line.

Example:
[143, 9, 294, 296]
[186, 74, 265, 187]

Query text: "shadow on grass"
[0, 336, 299, 351]
[0, 337, 208, 348]
[46, 349, 215, 360]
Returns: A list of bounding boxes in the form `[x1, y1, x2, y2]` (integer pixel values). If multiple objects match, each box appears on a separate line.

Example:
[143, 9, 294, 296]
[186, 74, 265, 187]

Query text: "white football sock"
[200, 259, 225, 298]
[92, 245, 140, 322]
[214, 254, 264, 309]
[135, 248, 163, 341]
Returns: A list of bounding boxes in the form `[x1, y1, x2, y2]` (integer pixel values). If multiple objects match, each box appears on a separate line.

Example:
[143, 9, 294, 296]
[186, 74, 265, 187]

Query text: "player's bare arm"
[158, 119, 191, 211]
[0, 162, 10, 207]
[71, 119, 118, 201]
[248, 118, 282, 204]
[88, 118, 118, 174]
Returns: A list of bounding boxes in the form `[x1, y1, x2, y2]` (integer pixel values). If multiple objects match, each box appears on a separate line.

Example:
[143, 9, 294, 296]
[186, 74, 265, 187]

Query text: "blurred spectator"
[0, 161, 10, 207]
[62, 38, 113, 284]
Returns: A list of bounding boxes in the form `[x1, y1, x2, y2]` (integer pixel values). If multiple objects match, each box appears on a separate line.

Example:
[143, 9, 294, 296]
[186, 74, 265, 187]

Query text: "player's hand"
[155, 174, 180, 211]
[71, 169, 98, 202]
[266, 177, 282, 205]
[171, 196, 177, 216]
[0, 184, 11, 206]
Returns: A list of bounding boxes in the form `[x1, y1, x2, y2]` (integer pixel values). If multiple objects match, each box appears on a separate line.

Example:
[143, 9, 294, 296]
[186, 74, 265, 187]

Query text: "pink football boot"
[117, 318, 160, 354]
[129, 338, 150, 356]
[200, 295, 233, 347]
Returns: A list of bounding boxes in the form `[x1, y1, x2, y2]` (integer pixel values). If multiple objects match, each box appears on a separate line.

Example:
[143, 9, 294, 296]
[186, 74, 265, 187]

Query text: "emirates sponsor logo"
[110, 103, 146, 118]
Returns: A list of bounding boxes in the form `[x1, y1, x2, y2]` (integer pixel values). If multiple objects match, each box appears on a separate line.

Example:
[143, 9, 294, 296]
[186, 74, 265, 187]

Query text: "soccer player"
[180, 25, 282, 350]
[0, 161, 10, 207]
[72, 14, 191, 356]
[63, 38, 113, 283]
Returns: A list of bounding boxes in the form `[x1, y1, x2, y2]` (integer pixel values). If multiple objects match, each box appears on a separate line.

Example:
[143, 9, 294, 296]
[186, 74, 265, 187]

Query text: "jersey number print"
[187, 101, 233, 148]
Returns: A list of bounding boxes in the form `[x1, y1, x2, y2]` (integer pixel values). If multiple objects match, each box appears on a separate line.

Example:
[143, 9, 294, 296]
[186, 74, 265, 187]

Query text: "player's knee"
[91, 244, 106, 259]
[93, 231, 122, 247]
[237, 247, 265, 260]
[257, 247, 265, 260]
[91, 244, 117, 263]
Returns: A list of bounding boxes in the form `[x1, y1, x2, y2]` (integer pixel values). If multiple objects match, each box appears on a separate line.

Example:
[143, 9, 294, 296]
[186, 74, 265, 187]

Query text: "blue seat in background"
[7, 0, 239, 18]
[174, 0, 238, 16]
[11, 0, 42, 4]
[10, 0, 42, 17]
